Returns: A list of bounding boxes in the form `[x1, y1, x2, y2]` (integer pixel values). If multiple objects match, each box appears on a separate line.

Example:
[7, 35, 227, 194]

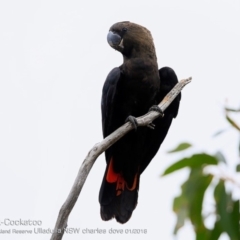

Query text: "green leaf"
[187, 169, 213, 233]
[207, 220, 223, 240]
[236, 164, 240, 172]
[196, 230, 211, 240]
[172, 168, 213, 235]
[173, 195, 188, 234]
[167, 142, 192, 153]
[231, 199, 240, 239]
[214, 180, 240, 240]
[162, 154, 218, 176]
[226, 114, 240, 131]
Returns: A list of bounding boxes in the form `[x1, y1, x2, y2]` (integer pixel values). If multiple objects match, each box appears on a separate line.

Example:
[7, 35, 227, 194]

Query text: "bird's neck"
[122, 57, 159, 78]
[123, 54, 158, 70]
[123, 45, 157, 63]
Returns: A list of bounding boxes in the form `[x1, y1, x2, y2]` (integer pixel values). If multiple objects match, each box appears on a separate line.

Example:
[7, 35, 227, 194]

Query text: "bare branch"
[50, 77, 192, 240]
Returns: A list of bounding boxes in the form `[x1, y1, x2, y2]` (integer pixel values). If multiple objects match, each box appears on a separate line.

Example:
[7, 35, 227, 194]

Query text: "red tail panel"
[106, 158, 138, 196]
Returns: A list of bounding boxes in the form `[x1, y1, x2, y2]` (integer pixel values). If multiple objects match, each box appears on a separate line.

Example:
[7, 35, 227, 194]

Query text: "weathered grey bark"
[50, 77, 192, 240]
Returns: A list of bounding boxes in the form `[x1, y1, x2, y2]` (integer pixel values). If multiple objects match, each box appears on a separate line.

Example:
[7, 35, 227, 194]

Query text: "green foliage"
[162, 153, 218, 176]
[225, 114, 240, 131]
[225, 106, 240, 132]
[167, 142, 192, 153]
[173, 168, 213, 238]
[163, 150, 239, 240]
[163, 106, 240, 240]
[236, 164, 240, 172]
[212, 181, 239, 240]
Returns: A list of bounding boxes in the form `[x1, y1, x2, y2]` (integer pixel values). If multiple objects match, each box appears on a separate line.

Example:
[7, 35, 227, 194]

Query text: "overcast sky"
[0, 0, 239, 240]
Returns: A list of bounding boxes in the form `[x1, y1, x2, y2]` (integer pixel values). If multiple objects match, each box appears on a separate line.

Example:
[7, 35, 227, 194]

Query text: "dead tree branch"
[50, 77, 192, 240]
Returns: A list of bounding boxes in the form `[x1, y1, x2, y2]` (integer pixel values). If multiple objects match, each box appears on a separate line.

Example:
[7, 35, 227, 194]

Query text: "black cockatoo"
[99, 21, 181, 224]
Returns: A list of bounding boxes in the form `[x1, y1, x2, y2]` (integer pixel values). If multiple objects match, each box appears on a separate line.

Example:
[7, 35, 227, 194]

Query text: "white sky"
[0, 0, 239, 240]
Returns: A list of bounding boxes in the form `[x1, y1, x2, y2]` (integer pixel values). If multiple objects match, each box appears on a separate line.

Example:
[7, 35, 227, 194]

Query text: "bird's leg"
[125, 115, 138, 131]
[126, 107, 163, 130]
[146, 106, 164, 130]
[149, 105, 164, 118]
[126, 115, 156, 130]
